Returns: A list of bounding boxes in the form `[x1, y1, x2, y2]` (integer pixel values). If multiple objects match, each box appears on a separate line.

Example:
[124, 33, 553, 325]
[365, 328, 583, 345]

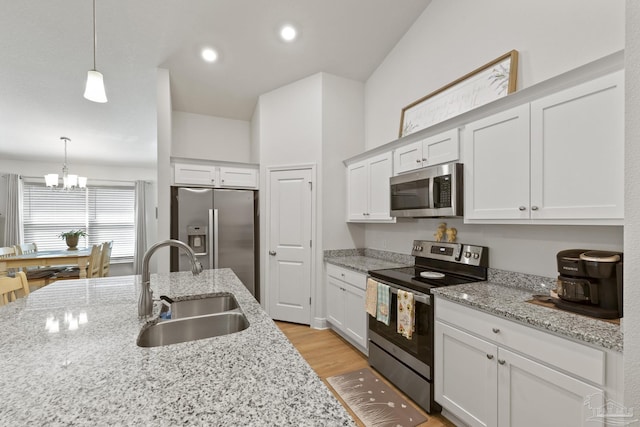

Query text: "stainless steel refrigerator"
[170, 187, 259, 298]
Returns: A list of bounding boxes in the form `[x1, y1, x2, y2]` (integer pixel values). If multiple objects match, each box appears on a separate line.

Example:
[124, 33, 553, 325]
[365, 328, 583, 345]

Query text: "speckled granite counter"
[431, 281, 623, 353]
[0, 269, 354, 426]
[324, 248, 411, 273]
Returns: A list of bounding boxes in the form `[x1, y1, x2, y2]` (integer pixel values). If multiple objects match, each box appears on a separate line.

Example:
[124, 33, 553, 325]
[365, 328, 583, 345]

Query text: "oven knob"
[464, 251, 471, 258]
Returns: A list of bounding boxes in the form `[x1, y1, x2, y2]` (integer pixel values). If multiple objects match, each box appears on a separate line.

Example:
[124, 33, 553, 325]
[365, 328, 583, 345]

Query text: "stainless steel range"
[367, 240, 488, 413]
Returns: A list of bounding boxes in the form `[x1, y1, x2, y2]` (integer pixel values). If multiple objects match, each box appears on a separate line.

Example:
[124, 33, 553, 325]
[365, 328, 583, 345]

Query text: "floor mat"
[326, 368, 427, 427]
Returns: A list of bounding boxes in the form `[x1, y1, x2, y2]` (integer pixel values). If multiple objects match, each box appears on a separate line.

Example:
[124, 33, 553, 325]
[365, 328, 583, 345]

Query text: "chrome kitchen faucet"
[139, 239, 203, 318]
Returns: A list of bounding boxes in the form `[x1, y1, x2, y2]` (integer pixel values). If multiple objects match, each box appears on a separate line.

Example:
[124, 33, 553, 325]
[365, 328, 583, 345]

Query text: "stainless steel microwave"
[390, 162, 463, 218]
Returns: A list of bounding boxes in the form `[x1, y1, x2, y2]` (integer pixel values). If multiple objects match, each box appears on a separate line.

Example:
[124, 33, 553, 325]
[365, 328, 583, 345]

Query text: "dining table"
[0, 247, 92, 278]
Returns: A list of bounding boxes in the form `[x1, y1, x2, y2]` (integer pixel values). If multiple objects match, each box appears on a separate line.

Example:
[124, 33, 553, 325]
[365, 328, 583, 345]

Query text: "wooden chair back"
[0, 271, 29, 305]
[14, 243, 38, 255]
[99, 241, 113, 277]
[0, 246, 17, 259]
[88, 244, 103, 278]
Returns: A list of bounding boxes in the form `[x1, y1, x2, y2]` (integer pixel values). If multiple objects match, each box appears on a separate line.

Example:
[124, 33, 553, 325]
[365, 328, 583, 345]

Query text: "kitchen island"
[0, 269, 354, 426]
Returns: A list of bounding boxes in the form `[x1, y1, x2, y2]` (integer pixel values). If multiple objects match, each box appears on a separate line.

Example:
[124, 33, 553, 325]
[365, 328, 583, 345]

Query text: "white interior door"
[267, 168, 313, 324]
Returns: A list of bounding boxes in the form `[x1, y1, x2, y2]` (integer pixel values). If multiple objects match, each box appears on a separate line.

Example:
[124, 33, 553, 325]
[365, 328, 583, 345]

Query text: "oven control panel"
[411, 240, 488, 267]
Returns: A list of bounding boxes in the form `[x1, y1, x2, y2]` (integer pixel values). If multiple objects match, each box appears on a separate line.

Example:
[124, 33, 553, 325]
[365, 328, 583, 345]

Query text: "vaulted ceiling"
[0, 0, 431, 167]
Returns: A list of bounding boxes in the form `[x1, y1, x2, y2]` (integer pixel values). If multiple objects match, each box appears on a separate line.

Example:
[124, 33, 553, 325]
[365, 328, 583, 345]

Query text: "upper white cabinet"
[394, 128, 459, 175]
[174, 163, 219, 186]
[464, 71, 624, 224]
[219, 167, 258, 189]
[346, 152, 395, 222]
[174, 163, 258, 189]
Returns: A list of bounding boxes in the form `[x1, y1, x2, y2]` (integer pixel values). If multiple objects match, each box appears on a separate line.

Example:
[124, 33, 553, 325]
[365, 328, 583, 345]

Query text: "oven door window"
[369, 291, 431, 362]
[391, 178, 429, 211]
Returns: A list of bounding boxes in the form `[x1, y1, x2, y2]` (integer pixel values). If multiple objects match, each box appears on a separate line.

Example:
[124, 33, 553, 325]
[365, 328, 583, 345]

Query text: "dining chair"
[55, 244, 103, 280]
[0, 246, 17, 258]
[0, 271, 29, 306]
[99, 241, 113, 277]
[14, 243, 37, 255]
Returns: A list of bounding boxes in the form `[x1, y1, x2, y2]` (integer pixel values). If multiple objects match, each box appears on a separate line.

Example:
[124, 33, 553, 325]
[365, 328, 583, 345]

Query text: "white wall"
[172, 111, 251, 163]
[256, 73, 323, 312]
[321, 73, 366, 250]
[624, 0, 640, 410]
[362, 0, 625, 278]
[365, 0, 625, 150]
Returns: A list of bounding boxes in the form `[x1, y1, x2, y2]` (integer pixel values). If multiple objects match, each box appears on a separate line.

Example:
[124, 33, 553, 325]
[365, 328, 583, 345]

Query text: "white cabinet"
[346, 152, 395, 222]
[174, 162, 219, 186]
[325, 264, 368, 352]
[434, 297, 616, 427]
[464, 71, 624, 224]
[394, 128, 459, 174]
[173, 163, 258, 189]
[219, 167, 258, 189]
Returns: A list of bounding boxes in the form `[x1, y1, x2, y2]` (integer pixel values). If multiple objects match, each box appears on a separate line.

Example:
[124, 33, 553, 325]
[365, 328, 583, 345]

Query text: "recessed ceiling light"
[280, 25, 297, 42]
[201, 48, 218, 63]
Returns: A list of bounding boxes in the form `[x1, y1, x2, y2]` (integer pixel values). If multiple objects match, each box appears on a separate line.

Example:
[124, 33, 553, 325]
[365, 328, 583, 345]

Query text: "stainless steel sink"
[162, 293, 239, 319]
[137, 312, 249, 347]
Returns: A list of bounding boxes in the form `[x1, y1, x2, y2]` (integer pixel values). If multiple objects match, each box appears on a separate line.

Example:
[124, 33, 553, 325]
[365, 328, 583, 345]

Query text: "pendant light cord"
[92, 0, 97, 70]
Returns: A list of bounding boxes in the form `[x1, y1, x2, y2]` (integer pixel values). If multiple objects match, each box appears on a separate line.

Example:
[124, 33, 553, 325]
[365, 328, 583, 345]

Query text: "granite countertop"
[0, 269, 354, 426]
[431, 282, 623, 353]
[324, 249, 411, 273]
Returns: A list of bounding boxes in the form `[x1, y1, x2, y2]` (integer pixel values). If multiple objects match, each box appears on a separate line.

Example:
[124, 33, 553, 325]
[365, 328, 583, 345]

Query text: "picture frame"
[399, 50, 519, 137]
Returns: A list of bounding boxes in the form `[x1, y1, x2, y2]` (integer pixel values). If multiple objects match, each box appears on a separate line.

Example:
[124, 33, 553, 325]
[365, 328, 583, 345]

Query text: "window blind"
[22, 183, 135, 262]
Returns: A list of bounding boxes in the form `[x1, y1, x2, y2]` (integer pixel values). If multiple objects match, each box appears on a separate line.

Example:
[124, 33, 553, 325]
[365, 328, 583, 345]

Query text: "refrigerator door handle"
[213, 208, 219, 268]
[208, 209, 214, 269]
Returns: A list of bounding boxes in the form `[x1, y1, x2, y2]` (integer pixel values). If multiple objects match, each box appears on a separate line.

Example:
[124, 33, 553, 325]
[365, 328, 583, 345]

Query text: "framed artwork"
[399, 50, 519, 137]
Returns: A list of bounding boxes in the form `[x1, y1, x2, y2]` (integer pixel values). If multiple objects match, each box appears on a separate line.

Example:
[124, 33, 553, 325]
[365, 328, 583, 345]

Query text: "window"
[22, 182, 135, 262]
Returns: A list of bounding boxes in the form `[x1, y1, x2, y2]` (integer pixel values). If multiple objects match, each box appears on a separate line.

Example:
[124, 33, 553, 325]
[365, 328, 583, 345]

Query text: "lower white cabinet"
[434, 297, 619, 427]
[326, 264, 367, 352]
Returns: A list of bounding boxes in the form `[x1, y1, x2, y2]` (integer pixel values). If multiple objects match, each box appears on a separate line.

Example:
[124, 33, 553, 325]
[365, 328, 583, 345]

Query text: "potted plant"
[59, 230, 87, 250]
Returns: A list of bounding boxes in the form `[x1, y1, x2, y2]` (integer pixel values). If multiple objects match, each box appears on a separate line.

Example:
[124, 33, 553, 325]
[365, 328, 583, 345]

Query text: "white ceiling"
[0, 0, 431, 168]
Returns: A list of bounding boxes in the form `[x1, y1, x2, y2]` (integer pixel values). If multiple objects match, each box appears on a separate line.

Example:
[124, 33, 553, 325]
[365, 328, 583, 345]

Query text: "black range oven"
[367, 240, 488, 413]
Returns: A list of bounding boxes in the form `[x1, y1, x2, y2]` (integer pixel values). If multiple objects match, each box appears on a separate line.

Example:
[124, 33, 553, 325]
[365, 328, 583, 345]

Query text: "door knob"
[269, 251, 277, 256]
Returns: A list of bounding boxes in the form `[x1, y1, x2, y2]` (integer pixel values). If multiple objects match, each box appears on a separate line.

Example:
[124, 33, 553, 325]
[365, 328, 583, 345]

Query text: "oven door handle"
[388, 287, 430, 305]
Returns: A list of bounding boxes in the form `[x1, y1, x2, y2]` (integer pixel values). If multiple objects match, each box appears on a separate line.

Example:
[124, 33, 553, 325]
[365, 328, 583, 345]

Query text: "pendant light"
[83, 0, 107, 103]
[44, 137, 87, 190]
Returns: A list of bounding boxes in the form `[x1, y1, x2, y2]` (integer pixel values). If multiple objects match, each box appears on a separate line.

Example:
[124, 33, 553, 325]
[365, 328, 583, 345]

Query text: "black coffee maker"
[555, 249, 623, 319]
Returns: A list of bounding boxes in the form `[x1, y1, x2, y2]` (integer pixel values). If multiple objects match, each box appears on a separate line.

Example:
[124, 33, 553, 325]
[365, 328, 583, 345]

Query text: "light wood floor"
[276, 321, 455, 427]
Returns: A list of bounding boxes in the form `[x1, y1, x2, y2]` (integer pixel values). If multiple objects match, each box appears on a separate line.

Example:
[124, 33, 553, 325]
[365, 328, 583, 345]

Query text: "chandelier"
[44, 137, 87, 189]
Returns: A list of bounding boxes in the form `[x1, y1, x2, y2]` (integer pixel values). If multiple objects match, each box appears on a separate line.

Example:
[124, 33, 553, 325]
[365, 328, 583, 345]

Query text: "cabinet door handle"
[486, 354, 494, 360]
[269, 251, 277, 256]
[498, 359, 506, 365]
[422, 158, 427, 162]
[531, 205, 539, 211]
[341, 273, 345, 278]
[492, 328, 500, 334]
[416, 159, 421, 163]
[518, 206, 526, 211]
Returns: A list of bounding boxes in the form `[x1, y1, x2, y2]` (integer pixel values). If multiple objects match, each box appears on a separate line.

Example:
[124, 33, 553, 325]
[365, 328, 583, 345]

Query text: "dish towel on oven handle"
[397, 289, 415, 339]
[365, 278, 378, 317]
[376, 283, 390, 326]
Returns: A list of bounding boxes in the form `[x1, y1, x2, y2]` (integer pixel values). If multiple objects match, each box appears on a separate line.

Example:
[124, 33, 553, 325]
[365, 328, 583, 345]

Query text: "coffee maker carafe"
[556, 249, 623, 319]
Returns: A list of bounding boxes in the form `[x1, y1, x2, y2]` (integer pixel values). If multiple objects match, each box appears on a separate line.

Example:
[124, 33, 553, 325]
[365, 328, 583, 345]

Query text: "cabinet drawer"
[326, 264, 366, 291]
[435, 297, 605, 385]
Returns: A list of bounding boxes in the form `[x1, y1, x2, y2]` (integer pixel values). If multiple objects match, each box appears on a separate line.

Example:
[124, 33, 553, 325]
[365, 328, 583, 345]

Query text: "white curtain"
[133, 180, 147, 275]
[3, 174, 22, 247]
